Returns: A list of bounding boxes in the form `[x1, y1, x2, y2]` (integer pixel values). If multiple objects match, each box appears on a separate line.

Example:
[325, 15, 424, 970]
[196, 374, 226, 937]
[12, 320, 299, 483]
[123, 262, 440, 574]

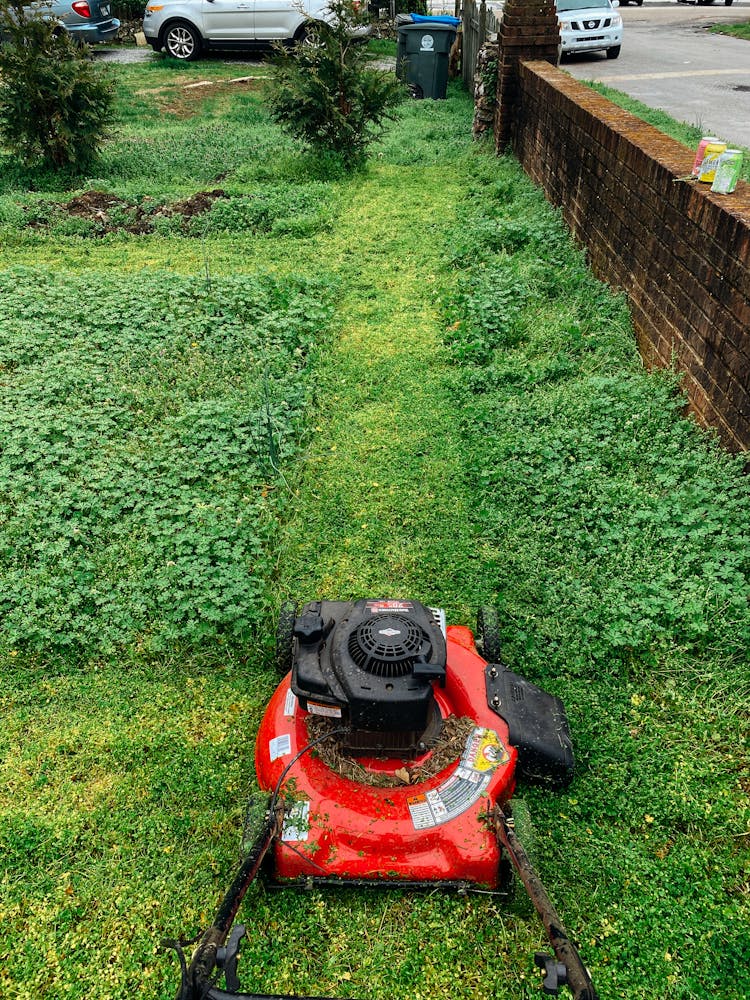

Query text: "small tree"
[0, 1, 115, 171]
[266, 0, 403, 170]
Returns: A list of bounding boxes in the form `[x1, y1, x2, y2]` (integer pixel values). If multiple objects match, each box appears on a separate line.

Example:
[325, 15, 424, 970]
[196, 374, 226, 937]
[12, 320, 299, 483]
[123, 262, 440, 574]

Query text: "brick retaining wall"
[513, 60, 750, 452]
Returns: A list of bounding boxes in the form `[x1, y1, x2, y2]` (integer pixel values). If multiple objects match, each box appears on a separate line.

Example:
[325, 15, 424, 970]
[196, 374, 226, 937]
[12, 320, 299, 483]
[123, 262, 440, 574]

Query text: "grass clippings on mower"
[306, 714, 477, 788]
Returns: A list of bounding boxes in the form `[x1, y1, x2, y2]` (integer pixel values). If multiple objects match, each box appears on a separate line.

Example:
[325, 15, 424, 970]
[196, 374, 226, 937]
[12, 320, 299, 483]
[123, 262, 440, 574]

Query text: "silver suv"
[143, 0, 363, 61]
[557, 0, 623, 60]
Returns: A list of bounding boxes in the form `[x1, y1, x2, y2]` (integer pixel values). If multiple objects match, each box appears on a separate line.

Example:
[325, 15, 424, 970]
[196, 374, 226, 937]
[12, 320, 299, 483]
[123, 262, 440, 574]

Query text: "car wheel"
[163, 21, 202, 61]
[295, 21, 322, 48]
[725, 0, 733, 5]
[606, 45, 621, 59]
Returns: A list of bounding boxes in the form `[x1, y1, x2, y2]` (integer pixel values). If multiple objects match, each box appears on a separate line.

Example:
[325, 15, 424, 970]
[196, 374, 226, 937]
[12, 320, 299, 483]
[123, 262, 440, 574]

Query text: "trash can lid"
[409, 13, 461, 26]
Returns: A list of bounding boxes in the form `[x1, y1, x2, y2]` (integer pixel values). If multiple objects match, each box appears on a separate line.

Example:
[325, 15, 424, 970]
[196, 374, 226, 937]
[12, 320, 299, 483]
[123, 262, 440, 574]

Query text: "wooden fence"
[462, 0, 501, 87]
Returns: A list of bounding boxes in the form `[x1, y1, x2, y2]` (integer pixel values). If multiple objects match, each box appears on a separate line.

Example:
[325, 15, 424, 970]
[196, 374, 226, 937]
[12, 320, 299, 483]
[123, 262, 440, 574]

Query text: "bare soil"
[37, 188, 229, 235]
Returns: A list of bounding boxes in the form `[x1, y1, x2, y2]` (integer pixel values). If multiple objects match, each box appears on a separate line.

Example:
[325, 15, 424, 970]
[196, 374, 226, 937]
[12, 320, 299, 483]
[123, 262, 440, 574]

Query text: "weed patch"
[442, 155, 750, 675]
[0, 182, 333, 238]
[0, 267, 337, 660]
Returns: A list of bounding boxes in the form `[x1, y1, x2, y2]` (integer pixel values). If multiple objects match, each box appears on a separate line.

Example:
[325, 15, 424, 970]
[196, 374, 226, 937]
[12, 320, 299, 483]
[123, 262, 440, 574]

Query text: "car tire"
[725, 0, 733, 5]
[162, 20, 202, 61]
[295, 21, 322, 48]
[606, 45, 621, 59]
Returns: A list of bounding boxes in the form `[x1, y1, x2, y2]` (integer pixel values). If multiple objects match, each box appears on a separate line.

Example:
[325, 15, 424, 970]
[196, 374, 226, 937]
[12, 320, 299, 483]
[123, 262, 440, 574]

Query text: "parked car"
[42, 0, 120, 43]
[557, 0, 622, 60]
[143, 0, 368, 61]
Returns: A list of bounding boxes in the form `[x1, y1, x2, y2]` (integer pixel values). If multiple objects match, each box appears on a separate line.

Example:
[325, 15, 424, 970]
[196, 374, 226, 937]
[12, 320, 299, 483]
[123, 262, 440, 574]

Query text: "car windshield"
[557, 0, 613, 10]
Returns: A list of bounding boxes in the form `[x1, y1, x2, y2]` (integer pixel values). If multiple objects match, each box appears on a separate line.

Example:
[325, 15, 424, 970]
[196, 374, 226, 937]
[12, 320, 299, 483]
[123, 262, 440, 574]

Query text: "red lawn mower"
[170, 599, 598, 1000]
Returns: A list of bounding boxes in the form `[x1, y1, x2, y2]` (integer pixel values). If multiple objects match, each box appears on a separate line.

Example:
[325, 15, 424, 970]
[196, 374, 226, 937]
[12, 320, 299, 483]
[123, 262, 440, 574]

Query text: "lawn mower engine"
[172, 599, 598, 1000]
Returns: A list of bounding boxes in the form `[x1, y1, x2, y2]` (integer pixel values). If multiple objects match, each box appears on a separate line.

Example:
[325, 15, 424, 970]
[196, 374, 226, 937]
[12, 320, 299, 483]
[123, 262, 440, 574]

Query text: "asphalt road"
[563, 3, 750, 147]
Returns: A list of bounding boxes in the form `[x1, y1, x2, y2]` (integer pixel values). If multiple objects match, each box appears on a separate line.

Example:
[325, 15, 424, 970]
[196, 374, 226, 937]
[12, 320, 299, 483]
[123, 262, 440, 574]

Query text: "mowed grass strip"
[275, 161, 488, 613]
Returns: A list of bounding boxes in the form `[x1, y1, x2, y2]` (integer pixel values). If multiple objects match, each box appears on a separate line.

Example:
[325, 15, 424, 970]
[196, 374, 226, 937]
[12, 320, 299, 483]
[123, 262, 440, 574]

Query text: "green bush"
[112, 0, 143, 20]
[367, 0, 428, 15]
[266, 0, 404, 169]
[0, 1, 115, 170]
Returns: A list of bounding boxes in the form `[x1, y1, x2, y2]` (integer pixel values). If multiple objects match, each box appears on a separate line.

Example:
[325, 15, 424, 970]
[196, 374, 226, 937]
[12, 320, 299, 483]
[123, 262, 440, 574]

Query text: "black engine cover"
[291, 599, 447, 738]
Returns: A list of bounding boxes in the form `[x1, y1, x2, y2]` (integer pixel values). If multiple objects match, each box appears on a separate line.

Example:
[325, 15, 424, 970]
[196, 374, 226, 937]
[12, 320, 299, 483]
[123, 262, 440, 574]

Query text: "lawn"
[0, 54, 748, 1000]
[711, 20, 750, 42]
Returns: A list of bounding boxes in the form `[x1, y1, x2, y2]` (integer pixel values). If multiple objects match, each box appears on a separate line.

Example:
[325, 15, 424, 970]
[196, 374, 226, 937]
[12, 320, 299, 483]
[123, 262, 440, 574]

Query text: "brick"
[504, 58, 750, 450]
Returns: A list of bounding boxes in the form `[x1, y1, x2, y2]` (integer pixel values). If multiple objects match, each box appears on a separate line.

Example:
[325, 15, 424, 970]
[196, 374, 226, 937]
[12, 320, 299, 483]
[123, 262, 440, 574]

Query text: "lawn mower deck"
[171, 599, 598, 1000]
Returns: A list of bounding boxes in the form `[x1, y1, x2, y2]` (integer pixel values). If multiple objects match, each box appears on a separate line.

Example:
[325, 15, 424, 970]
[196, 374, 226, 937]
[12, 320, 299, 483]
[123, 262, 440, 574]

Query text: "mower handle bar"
[201, 990, 354, 1000]
[174, 798, 598, 1000]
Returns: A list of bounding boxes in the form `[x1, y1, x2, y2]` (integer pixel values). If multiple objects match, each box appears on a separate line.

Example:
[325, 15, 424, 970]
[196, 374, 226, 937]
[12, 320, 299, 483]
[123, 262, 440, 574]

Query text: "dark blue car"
[41, 0, 120, 43]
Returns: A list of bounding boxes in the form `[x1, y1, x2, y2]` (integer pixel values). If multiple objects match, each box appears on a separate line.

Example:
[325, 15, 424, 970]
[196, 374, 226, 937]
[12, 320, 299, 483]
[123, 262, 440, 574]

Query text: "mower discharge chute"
[171, 599, 598, 1000]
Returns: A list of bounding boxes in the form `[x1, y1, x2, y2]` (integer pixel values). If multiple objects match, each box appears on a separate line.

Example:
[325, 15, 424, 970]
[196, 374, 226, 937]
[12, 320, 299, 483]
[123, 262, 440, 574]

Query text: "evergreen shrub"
[0, 1, 115, 170]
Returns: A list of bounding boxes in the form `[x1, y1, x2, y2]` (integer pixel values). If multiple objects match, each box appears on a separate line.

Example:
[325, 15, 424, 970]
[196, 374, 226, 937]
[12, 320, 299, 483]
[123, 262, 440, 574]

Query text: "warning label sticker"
[461, 727, 510, 773]
[269, 733, 292, 762]
[307, 700, 343, 719]
[365, 600, 414, 614]
[284, 688, 297, 718]
[407, 727, 508, 830]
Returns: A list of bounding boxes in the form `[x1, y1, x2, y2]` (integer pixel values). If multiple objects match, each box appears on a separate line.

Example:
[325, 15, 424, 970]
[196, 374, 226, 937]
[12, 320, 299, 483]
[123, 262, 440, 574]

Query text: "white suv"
[143, 0, 364, 61]
[557, 0, 623, 60]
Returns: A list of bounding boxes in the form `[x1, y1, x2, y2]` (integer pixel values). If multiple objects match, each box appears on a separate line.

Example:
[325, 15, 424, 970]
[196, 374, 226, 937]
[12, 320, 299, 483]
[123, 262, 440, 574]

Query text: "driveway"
[563, 3, 750, 147]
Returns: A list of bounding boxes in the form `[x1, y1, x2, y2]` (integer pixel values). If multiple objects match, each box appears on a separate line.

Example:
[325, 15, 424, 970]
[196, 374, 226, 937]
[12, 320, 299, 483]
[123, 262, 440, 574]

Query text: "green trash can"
[396, 21, 457, 101]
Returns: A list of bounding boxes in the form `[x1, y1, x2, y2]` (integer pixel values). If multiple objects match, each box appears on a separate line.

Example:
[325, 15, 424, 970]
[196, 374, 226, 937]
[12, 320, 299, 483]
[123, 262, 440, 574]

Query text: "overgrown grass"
[0, 268, 336, 660]
[438, 158, 750, 997]
[366, 37, 398, 58]
[0, 64, 748, 1000]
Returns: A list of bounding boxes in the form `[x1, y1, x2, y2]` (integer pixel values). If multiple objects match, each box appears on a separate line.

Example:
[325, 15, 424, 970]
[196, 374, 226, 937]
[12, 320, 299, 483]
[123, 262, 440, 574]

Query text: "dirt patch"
[168, 189, 229, 218]
[65, 191, 131, 218]
[39, 188, 230, 236]
[155, 77, 266, 118]
[306, 714, 478, 789]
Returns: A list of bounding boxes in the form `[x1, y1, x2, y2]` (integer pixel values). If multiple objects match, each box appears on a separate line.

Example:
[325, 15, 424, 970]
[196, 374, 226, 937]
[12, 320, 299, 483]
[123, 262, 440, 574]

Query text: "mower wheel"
[509, 797, 536, 858]
[476, 605, 502, 662]
[275, 600, 298, 676]
[506, 798, 537, 916]
[240, 788, 272, 859]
